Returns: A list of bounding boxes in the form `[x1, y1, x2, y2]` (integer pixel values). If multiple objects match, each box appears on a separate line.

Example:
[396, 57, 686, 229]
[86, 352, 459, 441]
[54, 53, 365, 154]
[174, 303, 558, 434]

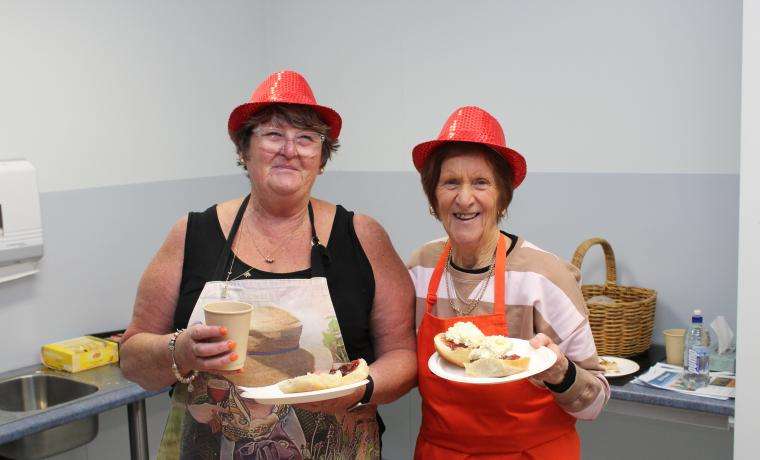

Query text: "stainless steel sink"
[0, 375, 99, 459]
[0, 375, 98, 412]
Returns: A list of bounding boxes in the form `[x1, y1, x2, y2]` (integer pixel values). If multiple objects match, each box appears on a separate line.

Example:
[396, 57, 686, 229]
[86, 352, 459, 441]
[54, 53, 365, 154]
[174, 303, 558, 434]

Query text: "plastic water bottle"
[683, 309, 710, 390]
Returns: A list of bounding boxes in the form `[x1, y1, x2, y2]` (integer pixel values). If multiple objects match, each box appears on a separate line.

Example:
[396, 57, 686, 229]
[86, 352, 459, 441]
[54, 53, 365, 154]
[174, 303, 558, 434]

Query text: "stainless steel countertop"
[0, 364, 168, 445]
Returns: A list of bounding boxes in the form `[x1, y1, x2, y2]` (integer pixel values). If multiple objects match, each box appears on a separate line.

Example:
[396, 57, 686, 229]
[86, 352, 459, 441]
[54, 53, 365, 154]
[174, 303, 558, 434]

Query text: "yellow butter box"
[41, 336, 119, 373]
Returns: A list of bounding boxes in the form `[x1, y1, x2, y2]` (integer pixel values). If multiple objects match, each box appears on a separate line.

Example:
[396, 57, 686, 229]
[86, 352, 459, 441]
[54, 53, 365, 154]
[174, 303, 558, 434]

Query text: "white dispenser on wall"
[0, 160, 43, 283]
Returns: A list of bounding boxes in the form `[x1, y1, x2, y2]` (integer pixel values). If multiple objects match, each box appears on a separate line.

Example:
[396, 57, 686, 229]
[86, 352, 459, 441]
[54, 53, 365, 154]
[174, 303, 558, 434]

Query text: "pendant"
[265, 257, 274, 264]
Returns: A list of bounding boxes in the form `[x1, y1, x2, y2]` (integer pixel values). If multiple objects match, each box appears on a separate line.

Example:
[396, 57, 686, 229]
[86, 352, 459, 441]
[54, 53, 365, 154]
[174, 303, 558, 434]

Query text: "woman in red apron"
[409, 106, 610, 459]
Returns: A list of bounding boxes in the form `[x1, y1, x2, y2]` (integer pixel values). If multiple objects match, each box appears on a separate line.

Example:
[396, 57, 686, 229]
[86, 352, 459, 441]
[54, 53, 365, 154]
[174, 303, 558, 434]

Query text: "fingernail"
[229, 353, 238, 362]
[227, 341, 236, 350]
[220, 326, 228, 335]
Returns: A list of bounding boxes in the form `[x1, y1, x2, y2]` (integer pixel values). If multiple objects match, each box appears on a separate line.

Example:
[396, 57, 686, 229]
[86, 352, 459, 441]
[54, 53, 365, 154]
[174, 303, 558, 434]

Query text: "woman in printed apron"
[120, 70, 416, 459]
[408, 106, 611, 459]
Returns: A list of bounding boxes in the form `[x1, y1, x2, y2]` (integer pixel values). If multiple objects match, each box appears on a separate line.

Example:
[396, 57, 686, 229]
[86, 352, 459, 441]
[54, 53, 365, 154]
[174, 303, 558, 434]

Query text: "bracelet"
[544, 359, 576, 393]
[168, 329, 198, 392]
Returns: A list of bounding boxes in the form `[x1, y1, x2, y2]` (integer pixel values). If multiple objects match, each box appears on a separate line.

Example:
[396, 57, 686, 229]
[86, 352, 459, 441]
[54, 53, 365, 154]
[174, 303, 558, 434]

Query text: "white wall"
[734, 0, 760, 458]
[0, 1, 264, 192]
[0, 0, 740, 193]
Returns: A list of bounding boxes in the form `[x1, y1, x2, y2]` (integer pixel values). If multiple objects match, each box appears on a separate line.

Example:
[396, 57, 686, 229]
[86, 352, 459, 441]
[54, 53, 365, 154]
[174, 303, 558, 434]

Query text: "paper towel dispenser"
[0, 159, 43, 283]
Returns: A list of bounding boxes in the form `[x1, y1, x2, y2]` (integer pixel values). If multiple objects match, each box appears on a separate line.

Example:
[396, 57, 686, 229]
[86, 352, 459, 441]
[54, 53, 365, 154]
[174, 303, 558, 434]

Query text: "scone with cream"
[433, 322, 485, 367]
[464, 335, 531, 378]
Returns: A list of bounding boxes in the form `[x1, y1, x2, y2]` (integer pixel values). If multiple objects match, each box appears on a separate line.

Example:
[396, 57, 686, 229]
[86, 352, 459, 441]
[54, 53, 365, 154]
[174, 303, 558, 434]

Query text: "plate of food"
[598, 356, 640, 377]
[238, 359, 369, 404]
[428, 322, 557, 384]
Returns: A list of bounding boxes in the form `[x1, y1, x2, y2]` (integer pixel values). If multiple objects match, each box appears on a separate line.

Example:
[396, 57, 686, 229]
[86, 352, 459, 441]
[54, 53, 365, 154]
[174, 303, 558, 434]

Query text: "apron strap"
[211, 194, 250, 280]
[212, 196, 330, 279]
[492, 233, 507, 317]
[424, 234, 509, 325]
[308, 200, 330, 276]
[425, 242, 451, 313]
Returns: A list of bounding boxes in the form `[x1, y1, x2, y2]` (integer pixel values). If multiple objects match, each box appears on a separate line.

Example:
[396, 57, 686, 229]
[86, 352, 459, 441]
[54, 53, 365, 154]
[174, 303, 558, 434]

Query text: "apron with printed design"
[158, 196, 380, 460]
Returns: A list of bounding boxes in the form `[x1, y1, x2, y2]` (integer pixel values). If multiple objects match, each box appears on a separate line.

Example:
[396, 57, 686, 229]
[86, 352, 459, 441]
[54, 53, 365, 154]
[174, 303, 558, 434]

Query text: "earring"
[236, 158, 245, 167]
[429, 206, 437, 218]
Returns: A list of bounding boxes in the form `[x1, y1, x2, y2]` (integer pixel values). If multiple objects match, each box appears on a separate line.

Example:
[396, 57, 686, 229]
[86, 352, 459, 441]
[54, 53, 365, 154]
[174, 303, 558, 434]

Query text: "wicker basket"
[571, 238, 657, 357]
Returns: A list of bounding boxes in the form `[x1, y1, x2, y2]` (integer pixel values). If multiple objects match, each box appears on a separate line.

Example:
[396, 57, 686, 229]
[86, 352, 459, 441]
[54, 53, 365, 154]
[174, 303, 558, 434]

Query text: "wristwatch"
[347, 374, 374, 412]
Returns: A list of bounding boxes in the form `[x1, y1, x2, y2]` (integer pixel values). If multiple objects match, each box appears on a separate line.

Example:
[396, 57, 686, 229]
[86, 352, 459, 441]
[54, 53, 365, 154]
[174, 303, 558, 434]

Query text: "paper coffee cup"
[663, 328, 685, 366]
[203, 301, 253, 370]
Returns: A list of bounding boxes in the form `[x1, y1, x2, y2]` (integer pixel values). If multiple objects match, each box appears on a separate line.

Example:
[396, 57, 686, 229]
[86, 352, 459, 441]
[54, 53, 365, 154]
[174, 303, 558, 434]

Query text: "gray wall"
[0, 176, 248, 372]
[315, 171, 740, 340]
[1, 171, 738, 458]
[2, 171, 736, 371]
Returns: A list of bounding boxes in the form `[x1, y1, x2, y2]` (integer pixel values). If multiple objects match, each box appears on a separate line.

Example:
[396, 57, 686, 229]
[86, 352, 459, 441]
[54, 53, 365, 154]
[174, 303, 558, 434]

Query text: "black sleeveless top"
[172, 202, 377, 366]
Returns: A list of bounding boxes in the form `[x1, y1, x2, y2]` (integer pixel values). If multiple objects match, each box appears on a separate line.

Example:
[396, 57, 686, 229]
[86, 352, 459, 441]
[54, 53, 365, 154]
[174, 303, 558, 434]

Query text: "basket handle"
[571, 237, 617, 286]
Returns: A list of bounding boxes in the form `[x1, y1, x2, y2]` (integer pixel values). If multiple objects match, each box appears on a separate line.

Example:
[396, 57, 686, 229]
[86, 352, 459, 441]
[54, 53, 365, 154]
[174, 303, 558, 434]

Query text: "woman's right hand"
[173, 324, 240, 373]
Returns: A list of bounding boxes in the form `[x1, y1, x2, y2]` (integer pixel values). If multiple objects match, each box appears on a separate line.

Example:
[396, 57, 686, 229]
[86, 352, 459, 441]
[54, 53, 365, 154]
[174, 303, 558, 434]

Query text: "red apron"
[415, 234, 579, 459]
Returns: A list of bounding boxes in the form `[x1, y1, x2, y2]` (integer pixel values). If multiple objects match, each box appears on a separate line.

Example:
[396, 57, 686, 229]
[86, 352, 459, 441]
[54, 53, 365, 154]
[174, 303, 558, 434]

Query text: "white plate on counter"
[428, 338, 557, 385]
[599, 356, 640, 377]
[238, 379, 368, 405]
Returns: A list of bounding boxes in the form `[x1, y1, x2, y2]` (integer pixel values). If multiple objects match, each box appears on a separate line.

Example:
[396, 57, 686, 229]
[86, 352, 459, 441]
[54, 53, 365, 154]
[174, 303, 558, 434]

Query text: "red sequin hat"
[228, 70, 342, 139]
[412, 106, 527, 188]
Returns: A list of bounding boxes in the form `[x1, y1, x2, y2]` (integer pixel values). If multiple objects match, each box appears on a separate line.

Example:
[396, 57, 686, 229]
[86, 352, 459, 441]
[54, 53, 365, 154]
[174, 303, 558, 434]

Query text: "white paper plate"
[428, 338, 557, 384]
[238, 379, 368, 405]
[599, 356, 640, 377]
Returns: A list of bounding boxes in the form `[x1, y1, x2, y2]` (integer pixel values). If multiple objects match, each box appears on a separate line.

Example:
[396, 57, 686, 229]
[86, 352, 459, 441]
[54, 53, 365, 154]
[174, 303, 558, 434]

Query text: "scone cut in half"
[434, 322, 530, 377]
[433, 321, 486, 367]
[464, 335, 530, 377]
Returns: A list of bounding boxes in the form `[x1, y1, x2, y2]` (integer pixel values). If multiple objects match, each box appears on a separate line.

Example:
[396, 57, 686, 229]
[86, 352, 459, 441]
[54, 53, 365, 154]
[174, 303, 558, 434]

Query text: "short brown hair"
[420, 142, 514, 221]
[231, 104, 340, 169]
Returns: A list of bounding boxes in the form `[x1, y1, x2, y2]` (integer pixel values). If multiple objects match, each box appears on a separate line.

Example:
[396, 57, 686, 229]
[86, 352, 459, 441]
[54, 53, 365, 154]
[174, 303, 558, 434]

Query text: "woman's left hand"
[528, 333, 569, 386]
[292, 387, 365, 415]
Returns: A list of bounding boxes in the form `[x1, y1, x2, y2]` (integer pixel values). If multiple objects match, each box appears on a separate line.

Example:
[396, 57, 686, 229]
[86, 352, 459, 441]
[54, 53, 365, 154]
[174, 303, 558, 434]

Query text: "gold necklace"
[444, 248, 496, 315]
[222, 207, 307, 294]
[243, 211, 307, 264]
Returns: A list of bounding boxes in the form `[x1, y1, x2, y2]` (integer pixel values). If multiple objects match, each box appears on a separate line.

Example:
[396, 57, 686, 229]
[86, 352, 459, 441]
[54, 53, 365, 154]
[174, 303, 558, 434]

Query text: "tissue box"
[41, 336, 119, 373]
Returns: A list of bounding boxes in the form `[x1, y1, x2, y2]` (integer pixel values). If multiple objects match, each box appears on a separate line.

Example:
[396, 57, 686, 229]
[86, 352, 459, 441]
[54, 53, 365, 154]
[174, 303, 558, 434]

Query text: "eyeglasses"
[252, 126, 325, 158]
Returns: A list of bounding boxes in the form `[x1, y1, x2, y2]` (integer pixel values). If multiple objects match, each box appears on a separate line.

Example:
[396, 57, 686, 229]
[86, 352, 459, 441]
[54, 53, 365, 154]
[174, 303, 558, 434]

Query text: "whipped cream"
[468, 335, 513, 360]
[444, 321, 485, 348]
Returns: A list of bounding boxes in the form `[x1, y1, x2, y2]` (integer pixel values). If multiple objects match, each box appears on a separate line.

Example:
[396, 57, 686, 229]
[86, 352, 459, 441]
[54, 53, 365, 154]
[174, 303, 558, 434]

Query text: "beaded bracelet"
[168, 329, 198, 392]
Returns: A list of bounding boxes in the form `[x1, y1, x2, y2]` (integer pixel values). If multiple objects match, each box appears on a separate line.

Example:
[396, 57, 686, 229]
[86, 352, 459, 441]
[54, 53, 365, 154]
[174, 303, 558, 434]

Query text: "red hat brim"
[228, 101, 342, 140]
[412, 139, 527, 188]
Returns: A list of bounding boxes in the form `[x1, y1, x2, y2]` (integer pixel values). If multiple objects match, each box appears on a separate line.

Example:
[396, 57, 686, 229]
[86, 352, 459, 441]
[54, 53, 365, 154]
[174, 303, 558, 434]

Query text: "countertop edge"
[0, 384, 169, 445]
[1, 362, 734, 445]
[610, 384, 734, 416]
